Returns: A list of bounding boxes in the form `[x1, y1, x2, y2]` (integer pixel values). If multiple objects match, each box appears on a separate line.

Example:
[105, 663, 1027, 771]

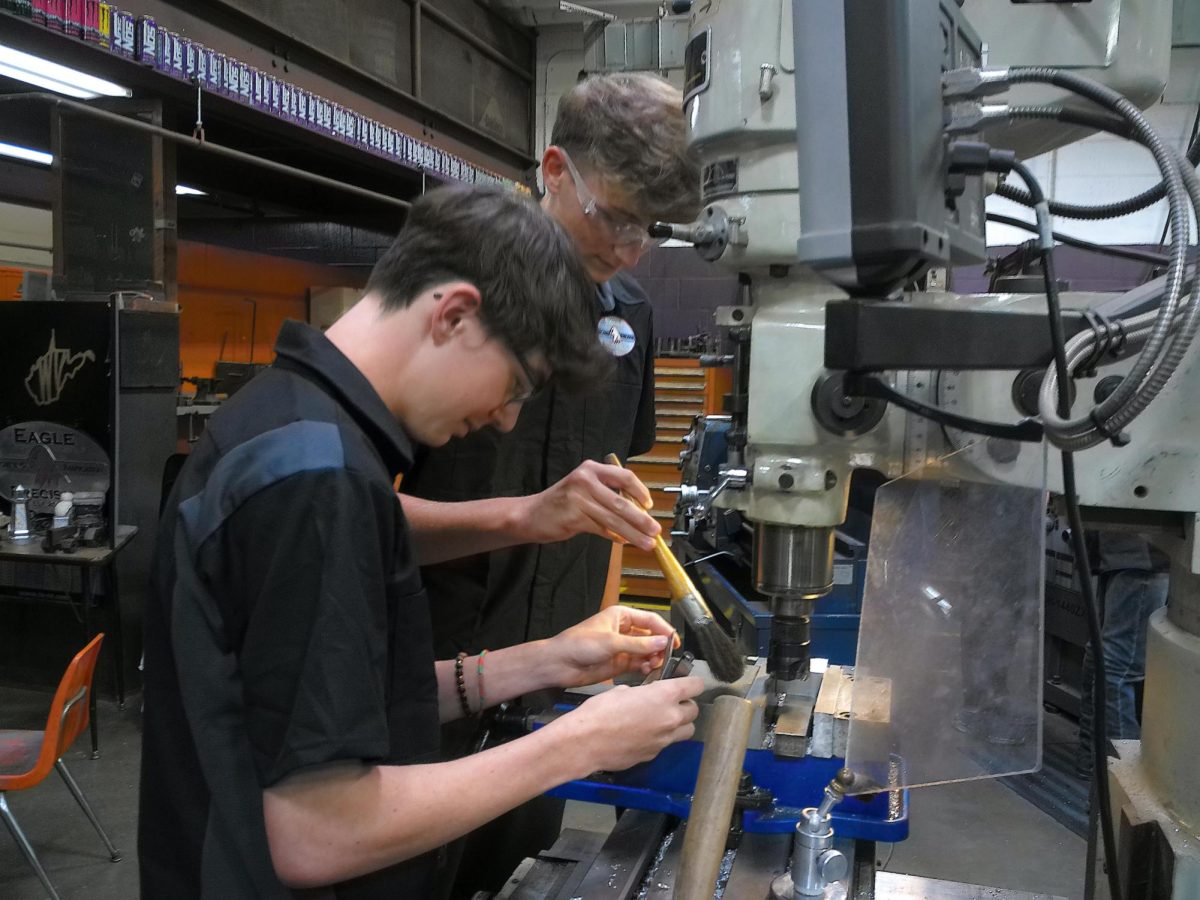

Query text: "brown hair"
[552, 73, 702, 224]
[367, 184, 611, 392]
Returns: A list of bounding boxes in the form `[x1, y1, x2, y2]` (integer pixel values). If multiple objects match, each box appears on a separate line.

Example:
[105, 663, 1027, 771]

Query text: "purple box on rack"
[154, 30, 170, 73]
[171, 34, 186, 79]
[238, 63, 251, 103]
[302, 91, 315, 129]
[202, 49, 218, 91]
[184, 41, 202, 80]
[205, 52, 220, 93]
[136, 15, 156, 64]
[294, 90, 307, 125]
[279, 82, 293, 121]
[110, 9, 134, 57]
[250, 69, 264, 109]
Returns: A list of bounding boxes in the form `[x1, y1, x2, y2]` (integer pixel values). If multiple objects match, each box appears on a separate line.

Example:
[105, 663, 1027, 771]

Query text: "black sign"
[683, 27, 710, 107]
[701, 159, 739, 202]
[0, 301, 113, 462]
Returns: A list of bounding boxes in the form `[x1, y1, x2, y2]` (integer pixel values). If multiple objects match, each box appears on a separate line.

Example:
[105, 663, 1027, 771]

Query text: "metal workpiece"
[770, 671, 822, 760]
[675, 694, 755, 900]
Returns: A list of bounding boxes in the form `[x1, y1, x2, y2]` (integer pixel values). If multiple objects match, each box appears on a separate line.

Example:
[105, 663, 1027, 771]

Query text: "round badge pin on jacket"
[597, 316, 636, 357]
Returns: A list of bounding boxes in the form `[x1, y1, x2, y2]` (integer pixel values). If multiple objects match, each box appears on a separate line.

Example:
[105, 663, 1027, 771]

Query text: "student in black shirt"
[400, 72, 703, 894]
[403, 74, 702, 655]
[139, 185, 704, 899]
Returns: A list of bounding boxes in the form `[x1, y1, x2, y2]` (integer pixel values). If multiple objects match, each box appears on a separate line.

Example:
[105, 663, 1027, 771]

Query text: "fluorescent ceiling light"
[0, 43, 131, 99]
[175, 185, 207, 196]
[0, 141, 52, 166]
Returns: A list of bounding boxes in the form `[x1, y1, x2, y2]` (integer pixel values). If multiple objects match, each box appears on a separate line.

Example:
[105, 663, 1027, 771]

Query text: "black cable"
[1004, 69, 1188, 439]
[996, 103, 1200, 220]
[854, 376, 1043, 442]
[1006, 158, 1123, 900]
[1006, 104, 1136, 141]
[1050, 265, 1120, 900]
[986, 213, 1172, 266]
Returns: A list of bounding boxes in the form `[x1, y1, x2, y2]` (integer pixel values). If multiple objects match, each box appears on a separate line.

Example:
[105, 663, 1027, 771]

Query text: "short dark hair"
[552, 73, 701, 224]
[366, 185, 610, 392]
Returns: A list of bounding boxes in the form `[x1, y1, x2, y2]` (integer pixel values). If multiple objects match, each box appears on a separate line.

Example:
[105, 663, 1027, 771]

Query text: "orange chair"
[0, 634, 121, 900]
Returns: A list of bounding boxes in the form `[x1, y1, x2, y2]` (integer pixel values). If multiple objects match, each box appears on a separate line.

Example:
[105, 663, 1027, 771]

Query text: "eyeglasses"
[504, 345, 543, 406]
[559, 148, 665, 253]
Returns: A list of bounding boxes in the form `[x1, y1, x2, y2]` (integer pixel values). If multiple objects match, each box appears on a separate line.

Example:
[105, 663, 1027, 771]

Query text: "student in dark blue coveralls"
[1075, 531, 1169, 778]
[139, 185, 704, 900]
[398, 74, 704, 895]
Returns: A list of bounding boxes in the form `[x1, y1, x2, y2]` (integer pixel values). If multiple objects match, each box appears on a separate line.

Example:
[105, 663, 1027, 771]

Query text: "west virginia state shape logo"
[24, 330, 96, 407]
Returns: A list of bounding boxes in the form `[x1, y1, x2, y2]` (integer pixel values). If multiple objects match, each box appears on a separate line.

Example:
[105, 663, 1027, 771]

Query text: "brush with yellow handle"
[604, 454, 745, 683]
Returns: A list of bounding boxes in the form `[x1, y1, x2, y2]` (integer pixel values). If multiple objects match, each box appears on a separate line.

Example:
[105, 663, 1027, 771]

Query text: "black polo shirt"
[139, 321, 440, 899]
[404, 271, 657, 657]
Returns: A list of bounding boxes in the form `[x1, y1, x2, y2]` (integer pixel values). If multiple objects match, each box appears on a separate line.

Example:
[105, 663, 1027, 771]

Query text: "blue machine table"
[543, 646, 906, 842]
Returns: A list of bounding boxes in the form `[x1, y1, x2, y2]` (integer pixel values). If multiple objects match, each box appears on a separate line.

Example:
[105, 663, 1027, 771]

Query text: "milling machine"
[502, 1, 1198, 897]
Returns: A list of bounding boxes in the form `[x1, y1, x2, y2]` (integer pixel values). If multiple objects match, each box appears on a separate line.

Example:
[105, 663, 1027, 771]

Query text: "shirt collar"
[272, 320, 415, 474]
[596, 281, 616, 313]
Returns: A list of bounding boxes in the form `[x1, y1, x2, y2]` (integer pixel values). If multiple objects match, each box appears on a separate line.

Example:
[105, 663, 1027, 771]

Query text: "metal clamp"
[770, 769, 855, 899]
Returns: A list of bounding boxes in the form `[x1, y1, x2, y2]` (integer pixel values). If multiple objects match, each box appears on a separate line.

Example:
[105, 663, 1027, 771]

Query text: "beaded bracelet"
[476, 649, 489, 710]
[454, 651, 471, 717]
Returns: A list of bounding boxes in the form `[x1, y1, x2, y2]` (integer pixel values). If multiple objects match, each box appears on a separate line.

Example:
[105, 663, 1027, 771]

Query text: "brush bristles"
[692, 620, 747, 683]
[679, 592, 746, 684]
